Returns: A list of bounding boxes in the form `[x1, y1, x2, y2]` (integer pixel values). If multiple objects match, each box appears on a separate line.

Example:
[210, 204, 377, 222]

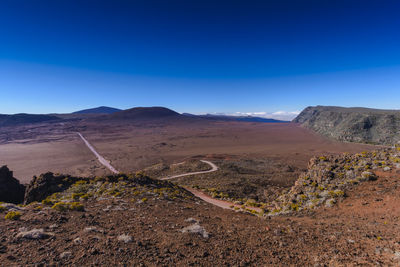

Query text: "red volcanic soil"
[79, 121, 376, 174]
[0, 118, 376, 185]
[0, 168, 399, 265]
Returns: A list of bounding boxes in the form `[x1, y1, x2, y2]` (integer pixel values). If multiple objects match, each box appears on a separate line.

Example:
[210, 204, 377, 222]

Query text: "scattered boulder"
[84, 227, 98, 233]
[117, 234, 133, 243]
[60, 251, 72, 260]
[361, 171, 377, 181]
[16, 228, 53, 240]
[181, 223, 209, 238]
[0, 166, 25, 204]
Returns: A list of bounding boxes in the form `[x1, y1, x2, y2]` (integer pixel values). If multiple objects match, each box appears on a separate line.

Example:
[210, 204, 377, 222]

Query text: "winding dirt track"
[77, 132, 260, 211]
[77, 133, 119, 174]
[160, 160, 218, 180]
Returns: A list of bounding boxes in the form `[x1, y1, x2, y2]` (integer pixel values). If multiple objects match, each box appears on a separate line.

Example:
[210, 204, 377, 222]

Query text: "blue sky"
[1, 0, 400, 119]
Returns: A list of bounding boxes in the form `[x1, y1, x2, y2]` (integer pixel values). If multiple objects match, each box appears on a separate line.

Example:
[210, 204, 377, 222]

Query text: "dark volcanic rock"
[293, 106, 400, 145]
[0, 166, 25, 204]
[24, 172, 77, 204]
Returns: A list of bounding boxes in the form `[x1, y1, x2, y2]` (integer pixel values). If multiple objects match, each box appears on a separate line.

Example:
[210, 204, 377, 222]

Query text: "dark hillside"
[293, 106, 400, 144]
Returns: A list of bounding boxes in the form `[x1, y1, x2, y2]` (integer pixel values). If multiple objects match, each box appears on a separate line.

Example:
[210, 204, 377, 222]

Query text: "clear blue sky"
[1, 0, 400, 118]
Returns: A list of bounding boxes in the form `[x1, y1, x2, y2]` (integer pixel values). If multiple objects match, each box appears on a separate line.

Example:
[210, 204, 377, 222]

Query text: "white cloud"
[210, 110, 300, 121]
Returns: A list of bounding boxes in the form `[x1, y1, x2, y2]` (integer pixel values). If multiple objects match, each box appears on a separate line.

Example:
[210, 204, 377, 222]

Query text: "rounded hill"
[108, 107, 181, 120]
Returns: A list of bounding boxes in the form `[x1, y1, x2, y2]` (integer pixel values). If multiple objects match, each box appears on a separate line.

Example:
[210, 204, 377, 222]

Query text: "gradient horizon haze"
[1, 0, 400, 120]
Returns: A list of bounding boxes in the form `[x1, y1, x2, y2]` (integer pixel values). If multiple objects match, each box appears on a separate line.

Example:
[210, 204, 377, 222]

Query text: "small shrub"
[42, 197, 54, 205]
[52, 202, 84, 212]
[69, 202, 84, 211]
[80, 193, 91, 200]
[334, 190, 345, 197]
[72, 192, 85, 200]
[272, 208, 281, 213]
[135, 171, 145, 177]
[311, 198, 320, 204]
[52, 202, 69, 212]
[5, 211, 21, 220]
[290, 203, 299, 211]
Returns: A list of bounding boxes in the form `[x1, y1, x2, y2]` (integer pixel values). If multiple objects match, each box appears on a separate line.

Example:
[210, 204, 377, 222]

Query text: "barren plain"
[0, 119, 374, 187]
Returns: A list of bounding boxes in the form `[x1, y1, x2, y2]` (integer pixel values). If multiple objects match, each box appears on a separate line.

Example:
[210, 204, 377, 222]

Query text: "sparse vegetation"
[5, 211, 22, 220]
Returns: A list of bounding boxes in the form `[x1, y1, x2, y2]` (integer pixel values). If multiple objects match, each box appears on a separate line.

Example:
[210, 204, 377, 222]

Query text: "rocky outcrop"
[24, 173, 79, 204]
[0, 166, 25, 204]
[293, 106, 400, 145]
[267, 147, 400, 215]
[23, 171, 164, 204]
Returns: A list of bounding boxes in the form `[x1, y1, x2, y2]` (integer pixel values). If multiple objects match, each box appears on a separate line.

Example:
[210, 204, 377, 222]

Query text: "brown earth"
[0, 168, 399, 266]
[0, 120, 375, 187]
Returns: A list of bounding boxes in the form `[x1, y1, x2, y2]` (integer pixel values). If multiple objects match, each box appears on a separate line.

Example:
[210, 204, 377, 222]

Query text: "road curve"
[186, 187, 262, 212]
[77, 132, 119, 174]
[76, 136, 258, 213]
[160, 160, 218, 180]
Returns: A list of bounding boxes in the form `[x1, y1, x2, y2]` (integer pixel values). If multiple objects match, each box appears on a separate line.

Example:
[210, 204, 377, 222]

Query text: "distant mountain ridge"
[0, 113, 59, 127]
[183, 113, 289, 123]
[107, 107, 182, 120]
[293, 106, 400, 145]
[73, 106, 122, 114]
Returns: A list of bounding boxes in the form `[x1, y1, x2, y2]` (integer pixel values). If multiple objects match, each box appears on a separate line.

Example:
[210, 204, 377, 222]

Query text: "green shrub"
[42, 197, 54, 205]
[52, 202, 84, 212]
[334, 190, 345, 197]
[69, 202, 84, 211]
[52, 202, 69, 212]
[290, 203, 300, 211]
[5, 211, 21, 220]
[72, 192, 85, 200]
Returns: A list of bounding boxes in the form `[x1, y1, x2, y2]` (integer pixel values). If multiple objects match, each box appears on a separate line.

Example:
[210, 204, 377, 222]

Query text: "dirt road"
[78, 133, 260, 212]
[160, 160, 218, 180]
[77, 132, 119, 174]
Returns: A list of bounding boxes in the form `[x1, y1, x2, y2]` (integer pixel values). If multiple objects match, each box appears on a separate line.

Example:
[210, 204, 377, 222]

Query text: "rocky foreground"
[1, 147, 400, 265]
